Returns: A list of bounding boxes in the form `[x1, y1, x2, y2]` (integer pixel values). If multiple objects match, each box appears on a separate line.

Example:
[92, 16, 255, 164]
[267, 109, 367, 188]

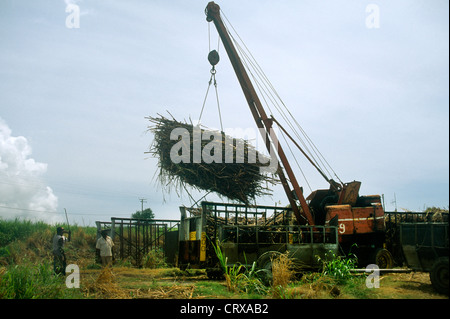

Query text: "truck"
[400, 222, 449, 294]
[178, 201, 339, 279]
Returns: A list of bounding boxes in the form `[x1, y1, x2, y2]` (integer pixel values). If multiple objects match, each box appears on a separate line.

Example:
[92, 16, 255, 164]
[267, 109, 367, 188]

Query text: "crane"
[204, 1, 394, 267]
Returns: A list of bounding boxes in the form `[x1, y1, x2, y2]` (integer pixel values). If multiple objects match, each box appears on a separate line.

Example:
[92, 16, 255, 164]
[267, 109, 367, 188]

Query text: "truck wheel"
[256, 251, 282, 285]
[430, 257, 449, 295]
[373, 248, 394, 269]
[206, 267, 224, 280]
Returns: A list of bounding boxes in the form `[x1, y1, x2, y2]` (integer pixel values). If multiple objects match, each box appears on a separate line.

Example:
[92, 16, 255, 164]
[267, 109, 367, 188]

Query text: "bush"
[142, 249, 167, 269]
[317, 251, 357, 283]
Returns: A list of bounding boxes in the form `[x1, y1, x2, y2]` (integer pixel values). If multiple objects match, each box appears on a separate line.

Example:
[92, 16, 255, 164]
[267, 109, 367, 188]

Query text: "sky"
[0, 0, 448, 226]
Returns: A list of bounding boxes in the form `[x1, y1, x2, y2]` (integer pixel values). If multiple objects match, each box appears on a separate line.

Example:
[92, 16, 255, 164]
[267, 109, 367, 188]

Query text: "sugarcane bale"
[432, 212, 449, 222]
[264, 209, 294, 226]
[147, 114, 276, 203]
[186, 207, 202, 217]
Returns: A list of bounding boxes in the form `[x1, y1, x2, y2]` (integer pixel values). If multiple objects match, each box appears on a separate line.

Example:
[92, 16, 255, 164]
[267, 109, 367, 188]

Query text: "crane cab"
[307, 181, 391, 267]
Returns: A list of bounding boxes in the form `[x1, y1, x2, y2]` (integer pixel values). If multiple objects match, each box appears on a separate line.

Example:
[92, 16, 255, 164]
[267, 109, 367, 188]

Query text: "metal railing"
[220, 224, 338, 245]
[96, 218, 179, 267]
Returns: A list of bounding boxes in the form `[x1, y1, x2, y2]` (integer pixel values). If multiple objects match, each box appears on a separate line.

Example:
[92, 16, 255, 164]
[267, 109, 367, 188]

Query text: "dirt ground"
[79, 267, 448, 299]
[366, 272, 447, 299]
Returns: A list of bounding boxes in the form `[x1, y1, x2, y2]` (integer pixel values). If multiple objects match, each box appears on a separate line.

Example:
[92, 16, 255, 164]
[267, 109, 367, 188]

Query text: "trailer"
[385, 211, 449, 266]
[178, 201, 339, 278]
[400, 222, 449, 294]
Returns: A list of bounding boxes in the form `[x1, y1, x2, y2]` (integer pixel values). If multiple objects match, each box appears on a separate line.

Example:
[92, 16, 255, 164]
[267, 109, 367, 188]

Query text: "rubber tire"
[373, 248, 394, 269]
[206, 268, 224, 280]
[430, 257, 449, 295]
[256, 251, 282, 285]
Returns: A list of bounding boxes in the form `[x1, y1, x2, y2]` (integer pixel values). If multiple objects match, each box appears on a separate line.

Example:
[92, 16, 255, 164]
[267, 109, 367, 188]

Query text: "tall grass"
[0, 261, 83, 299]
[211, 240, 269, 295]
[0, 219, 98, 299]
[0, 219, 49, 247]
[227, 260, 269, 295]
[0, 219, 98, 267]
[0, 219, 53, 265]
[272, 252, 294, 287]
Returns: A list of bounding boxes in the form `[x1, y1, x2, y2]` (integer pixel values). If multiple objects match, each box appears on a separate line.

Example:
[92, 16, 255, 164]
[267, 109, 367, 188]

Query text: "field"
[0, 219, 448, 300]
[73, 267, 445, 300]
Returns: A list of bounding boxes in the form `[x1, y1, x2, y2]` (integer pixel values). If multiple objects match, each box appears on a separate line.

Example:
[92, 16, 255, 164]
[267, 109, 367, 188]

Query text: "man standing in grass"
[52, 226, 71, 275]
[96, 229, 114, 267]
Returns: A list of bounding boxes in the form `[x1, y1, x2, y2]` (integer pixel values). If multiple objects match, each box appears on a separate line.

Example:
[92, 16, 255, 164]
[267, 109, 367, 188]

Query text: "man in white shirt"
[96, 229, 114, 267]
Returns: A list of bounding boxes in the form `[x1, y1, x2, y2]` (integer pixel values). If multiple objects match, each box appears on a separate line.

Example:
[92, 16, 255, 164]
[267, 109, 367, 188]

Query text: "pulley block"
[208, 50, 220, 66]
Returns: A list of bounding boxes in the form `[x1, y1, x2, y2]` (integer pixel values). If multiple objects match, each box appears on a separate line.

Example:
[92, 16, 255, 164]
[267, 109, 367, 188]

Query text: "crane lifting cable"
[218, 8, 343, 189]
[198, 27, 224, 133]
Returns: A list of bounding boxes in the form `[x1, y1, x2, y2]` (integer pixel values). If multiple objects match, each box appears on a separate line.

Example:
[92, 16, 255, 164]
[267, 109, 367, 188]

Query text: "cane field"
[0, 218, 447, 300]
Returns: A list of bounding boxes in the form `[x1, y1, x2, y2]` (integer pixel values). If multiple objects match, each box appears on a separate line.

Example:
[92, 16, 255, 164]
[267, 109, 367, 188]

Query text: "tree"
[132, 208, 154, 220]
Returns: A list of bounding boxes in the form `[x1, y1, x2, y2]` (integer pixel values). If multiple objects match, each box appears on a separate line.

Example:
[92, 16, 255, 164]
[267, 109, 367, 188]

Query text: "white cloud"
[0, 118, 60, 223]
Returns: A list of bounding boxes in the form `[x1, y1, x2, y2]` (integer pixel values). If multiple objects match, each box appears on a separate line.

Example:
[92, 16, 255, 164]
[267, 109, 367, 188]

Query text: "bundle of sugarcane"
[147, 114, 276, 203]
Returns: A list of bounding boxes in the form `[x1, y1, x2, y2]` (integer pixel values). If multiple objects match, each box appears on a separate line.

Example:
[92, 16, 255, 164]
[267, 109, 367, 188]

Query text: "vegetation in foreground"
[0, 218, 447, 299]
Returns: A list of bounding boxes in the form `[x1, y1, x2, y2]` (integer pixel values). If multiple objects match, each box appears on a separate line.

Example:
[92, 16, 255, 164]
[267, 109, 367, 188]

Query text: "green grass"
[317, 250, 358, 283]
[339, 276, 373, 298]
[0, 261, 85, 299]
[193, 281, 264, 299]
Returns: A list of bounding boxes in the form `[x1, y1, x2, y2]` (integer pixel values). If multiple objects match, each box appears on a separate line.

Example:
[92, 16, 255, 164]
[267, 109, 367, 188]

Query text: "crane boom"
[205, 1, 315, 225]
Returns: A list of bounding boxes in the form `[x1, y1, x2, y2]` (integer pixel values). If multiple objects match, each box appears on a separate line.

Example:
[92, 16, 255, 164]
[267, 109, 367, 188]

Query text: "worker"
[96, 229, 114, 267]
[52, 226, 71, 275]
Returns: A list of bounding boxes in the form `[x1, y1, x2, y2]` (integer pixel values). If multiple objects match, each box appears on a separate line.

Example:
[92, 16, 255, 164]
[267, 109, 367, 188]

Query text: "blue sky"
[0, 0, 448, 226]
